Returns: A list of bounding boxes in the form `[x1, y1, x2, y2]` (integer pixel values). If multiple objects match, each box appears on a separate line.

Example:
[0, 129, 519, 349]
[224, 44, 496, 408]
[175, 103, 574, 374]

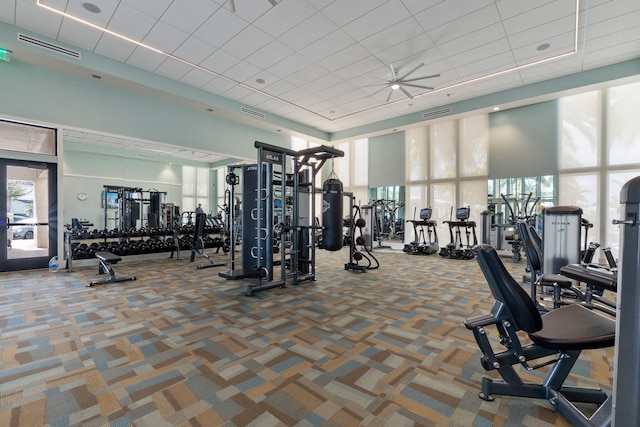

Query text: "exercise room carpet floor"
[0, 249, 614, 426]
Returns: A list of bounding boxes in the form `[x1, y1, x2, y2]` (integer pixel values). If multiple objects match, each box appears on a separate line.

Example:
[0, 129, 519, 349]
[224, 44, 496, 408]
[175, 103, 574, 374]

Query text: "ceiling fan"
[365, 63, 440, 103]
[228, 0, 278, 13]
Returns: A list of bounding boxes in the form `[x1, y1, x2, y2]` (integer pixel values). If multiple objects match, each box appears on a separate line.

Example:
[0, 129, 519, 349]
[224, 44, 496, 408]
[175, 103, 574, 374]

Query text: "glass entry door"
[1, 160, 58, 271]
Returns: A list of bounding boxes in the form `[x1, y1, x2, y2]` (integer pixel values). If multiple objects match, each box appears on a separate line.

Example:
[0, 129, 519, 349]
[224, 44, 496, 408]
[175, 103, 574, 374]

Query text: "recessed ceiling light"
[391, 83, 400, 90]
[537, 43, 551, 51]
[256, 78, 265, 84]
[493, 107, 500, 111]
[82, 2, 101, 13]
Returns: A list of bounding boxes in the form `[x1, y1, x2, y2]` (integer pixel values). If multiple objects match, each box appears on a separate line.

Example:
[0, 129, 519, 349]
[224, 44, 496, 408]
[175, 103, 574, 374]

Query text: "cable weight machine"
[219, 141, 344, 296]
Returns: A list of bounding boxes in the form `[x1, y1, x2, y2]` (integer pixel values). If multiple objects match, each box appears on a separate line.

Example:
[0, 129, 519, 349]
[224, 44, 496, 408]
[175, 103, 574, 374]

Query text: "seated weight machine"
[439, 207, 477, 259]
[403, 207, 439, 255]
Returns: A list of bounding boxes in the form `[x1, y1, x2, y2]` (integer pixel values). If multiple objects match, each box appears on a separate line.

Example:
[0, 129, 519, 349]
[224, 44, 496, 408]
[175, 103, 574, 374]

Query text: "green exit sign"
[0, 48, 11, 62]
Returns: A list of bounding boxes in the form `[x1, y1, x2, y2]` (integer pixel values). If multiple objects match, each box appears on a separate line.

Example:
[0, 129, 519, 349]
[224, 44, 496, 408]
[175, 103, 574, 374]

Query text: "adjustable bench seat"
[87, 251, 137, 287]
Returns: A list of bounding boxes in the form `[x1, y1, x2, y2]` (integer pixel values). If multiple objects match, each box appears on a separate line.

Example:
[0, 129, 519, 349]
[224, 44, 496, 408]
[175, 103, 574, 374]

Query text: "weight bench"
[87, 251, 137, 287]
[465, 244, 615, 426]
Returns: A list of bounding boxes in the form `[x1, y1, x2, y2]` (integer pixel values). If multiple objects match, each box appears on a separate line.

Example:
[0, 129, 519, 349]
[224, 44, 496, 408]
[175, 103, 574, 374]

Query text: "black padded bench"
[87, 251, 137, 287]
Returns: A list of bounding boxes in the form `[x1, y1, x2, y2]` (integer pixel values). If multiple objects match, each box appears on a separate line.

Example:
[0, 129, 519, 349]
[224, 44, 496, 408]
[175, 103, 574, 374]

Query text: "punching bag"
[322, 178, 343, 251]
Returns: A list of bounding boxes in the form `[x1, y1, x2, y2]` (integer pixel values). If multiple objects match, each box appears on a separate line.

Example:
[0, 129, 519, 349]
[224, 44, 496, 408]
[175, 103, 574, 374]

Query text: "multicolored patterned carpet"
[0, 248, 614, 426]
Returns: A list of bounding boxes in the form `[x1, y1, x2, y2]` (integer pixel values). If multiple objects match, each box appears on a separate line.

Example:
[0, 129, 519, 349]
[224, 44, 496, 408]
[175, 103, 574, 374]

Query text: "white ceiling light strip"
[36, 0, 580, 122]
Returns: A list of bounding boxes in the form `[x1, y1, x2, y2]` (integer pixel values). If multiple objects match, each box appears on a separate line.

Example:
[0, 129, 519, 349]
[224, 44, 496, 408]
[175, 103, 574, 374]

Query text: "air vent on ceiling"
[422, 108, 452, 119]
[240, 106, 266, 119]
[17, 33, 81, 60]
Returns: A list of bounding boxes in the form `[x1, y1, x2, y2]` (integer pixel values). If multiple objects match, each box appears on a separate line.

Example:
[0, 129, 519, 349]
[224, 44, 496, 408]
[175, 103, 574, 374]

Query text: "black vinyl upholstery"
[465, 244, 615, 426]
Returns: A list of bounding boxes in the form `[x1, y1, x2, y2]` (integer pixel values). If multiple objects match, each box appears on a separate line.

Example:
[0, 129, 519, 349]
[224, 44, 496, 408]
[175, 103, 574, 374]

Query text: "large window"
[405, 115, 489, 243]
[182, 166, 209, 215]
[558, 82, 640, 257]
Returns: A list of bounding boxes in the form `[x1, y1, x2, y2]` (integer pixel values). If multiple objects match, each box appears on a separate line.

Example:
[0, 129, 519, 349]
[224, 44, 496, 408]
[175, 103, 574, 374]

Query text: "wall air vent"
[17, 33, 81, 60]
[422, 108, 452, 119]
[240, 106, 266, 120]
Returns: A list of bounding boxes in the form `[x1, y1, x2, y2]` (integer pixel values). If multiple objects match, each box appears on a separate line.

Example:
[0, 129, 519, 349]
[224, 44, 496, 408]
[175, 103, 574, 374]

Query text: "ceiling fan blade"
[397, 62, 425, 81]
[365, 85, 392, 99]
[389, 64, 397, 81]
[400, 86, 414, 100]
[402, 83, 434, 90]
[386, 90, 393, 103]
[402, 73, 440, 83]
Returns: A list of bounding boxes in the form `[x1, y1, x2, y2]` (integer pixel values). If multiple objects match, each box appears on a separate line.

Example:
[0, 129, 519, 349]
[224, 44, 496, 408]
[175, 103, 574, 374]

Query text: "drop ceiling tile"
[334, 56, 387, 81]
[437, 23, 506, 57]
[586, 0, 640, 23]
[278, 12, 338, 51]
[226, 0, 272, 22]
[586, 9, 640, 40]
[245, 39, 295, 70]
[583, 25, 640, 56]
[154, 57, 192, 80]
[0, 0, 16, 25]
[502, 1, 575, 35]
[160, 0, 219, 34]
[222, 85, 253, 101]
[65, 0, 119, 28]
[414, 0, 494, 31]
[263, 79, 297, 96]
[94, 32, 137, 61]
[321, 0, 387, 27]
[299, 29, 355, 62]
[236, 90, 274, 107]
[424, 4, 501, 45]
[253, 0, 317, 38]
[201, 77, 237, 93]
[453, 51, 518, 80]
[175, 36, 217, 65]
[224, 60, 262, 84]
[178, 66, 216, 88]
[15, 0, 62, 39]
[57, 19, 103, 51]
[322, 43, 370, 72]
[193, 7, 247, 48]
[341, 0, 412, 41]
[121, 0, 172, 20]
[284, 63, 332, 87]
[374, 35, 440, 65]
[495, 0, 557, 20]
[293, 93, 325, 109]
[505, 15, 575, 50]
[199, 49, 241, 74]
[222, 25, 273, 60]
[447, 38, 511, 68]
[143, 21, 190, 53]
[308, 0, 337, 11]
[107, 3, 157, 41]
[512, 35, 574, 64]
[266, 53, 313, 80]
[125, 46, 167, 72]
[400, 0, 444, 15]
[358, 17, 425, 54]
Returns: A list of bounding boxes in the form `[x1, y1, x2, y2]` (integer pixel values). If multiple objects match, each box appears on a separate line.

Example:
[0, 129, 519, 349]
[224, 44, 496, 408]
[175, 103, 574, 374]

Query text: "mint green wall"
[369, 132, 406, 187]
[488, 101, 558, 178]
[0, 60, 286, 160]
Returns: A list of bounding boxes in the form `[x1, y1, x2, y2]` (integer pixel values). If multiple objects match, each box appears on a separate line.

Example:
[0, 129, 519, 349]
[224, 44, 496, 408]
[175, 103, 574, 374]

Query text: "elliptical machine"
[439, 206, 477, 259]
[403, 207, 439, 255]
